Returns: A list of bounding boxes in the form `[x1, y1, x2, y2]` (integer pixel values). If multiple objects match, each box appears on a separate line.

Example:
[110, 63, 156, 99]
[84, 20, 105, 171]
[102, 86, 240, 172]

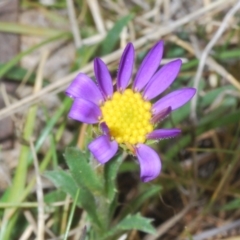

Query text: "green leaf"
[117, 214, 156, 234]
[44, 190, 66, 213]
[215, 49, 240, 60]
[44, 190, 66, 204]
[104, 153, 124, 202]
[44, 170, 78, 201]
[0, 63, 48, 85]
[109, 194, 119, 220]
[102, 213, 156, 238]
[77, 187, 102, 229]
[45, 170, 102, 229]
[181, 59, 198, 71]
[72, 44, 99, 70]
[200, 85, 236, 107]
[221, 199, 240, 211]
[99, 14, 134, 55]
[65, 147, 103, 195]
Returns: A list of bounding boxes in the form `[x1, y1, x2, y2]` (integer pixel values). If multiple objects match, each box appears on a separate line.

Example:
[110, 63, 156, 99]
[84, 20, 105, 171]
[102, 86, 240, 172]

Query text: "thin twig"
[0, 200, 72, 208]
[29, 52, 47, 238]
[168, 35, 240, 94]
[34, 51, 49, 93]
[73, 212, 87, 240]
[60, 195, 71, 235]
[0, 0, 236, 121]
[87, 0, 106, 34]
[190, 0, 240, 122]
[0, 82, 18, 123]
[30, 139, 45, 240]
[154, 0, 163, 23]
[163, 0, 170, 22]
[131, 0, 150, 10]
[144, 203, 194, 240]
[192, 219, 240, 240]
[66, 0, 82, 48]
[23, 210, 38, 236]
[19, 225, 34, 240]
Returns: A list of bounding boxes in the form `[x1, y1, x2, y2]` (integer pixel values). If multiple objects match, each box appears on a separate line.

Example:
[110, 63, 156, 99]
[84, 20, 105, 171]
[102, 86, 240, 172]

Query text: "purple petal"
[133, 41, 164, 92]
[147, 129, 181, 140]
[117, 43, 135, 92]
[135, 144, 161, 182]
[153, 88, 196, 115]
[94, 58, 113, 99]
[100, 122, 110, 136]
[68, 98, 101, 124]
[88, 135, 118, 164]
[151, 106, 171, 124]
[65, 73, 104, 105]
[143, 59, 182, 100]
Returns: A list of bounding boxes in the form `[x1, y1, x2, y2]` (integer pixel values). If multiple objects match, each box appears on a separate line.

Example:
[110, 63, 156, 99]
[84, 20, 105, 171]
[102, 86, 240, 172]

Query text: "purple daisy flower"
[66, 41, 196, 182]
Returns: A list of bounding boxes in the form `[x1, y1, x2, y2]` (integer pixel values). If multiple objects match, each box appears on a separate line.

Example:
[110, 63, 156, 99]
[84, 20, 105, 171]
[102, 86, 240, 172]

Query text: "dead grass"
[0, 0, 240, 239]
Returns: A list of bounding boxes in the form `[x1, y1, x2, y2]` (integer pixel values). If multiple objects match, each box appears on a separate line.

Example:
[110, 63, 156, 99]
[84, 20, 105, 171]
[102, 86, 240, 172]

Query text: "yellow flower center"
[100, 89, 153, 144]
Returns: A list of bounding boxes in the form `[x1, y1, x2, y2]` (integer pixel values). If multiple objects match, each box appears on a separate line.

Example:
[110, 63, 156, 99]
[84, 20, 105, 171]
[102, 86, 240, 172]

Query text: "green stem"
[0, 104, 37, 239]
[0, 102, 69, 239]
[63, 189, 80, 240]
[94, 165, 110, 235]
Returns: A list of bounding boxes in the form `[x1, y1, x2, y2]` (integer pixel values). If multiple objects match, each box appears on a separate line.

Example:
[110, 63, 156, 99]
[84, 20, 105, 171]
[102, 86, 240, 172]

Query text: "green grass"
[0, 1, 240, 239]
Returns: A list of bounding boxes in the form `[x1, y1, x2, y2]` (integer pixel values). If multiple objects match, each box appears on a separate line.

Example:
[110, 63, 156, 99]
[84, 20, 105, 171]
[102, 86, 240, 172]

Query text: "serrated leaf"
[104, 153, 124, 202]
[99, 14, 134, 55]
[44, 170, 102, 228]
[76, 187, 102, 229]
[117, 214, 156, 234]
[65, 147, 103, 195]
[101, 213, 155, 239]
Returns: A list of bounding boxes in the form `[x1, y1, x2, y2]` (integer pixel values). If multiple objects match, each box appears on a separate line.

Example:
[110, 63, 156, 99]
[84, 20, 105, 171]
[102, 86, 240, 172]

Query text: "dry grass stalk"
[0, 0, 236, 121]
